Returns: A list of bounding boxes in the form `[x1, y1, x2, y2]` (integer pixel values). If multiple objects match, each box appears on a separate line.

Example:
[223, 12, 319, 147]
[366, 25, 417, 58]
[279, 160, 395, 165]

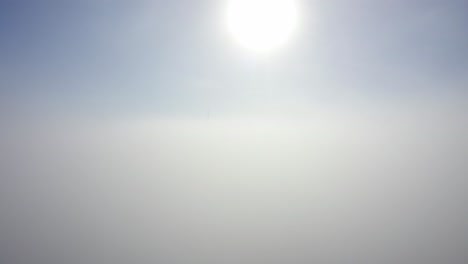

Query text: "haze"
[0, 1, 467, 264]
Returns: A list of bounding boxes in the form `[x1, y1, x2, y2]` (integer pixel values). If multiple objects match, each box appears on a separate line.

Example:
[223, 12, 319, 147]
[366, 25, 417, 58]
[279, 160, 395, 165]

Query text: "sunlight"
[225, 0, 300, 54]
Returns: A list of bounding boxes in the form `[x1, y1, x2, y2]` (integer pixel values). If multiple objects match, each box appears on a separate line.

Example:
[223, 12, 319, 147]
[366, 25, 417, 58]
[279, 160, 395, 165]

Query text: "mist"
[1, 100, 466, 264]
[1, 0, 467, 263]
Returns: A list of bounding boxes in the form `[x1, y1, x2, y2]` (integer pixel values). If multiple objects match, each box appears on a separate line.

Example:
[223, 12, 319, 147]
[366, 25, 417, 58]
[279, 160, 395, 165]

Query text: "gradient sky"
[1, 0, 466, 117]
[0, 1, 467, 264]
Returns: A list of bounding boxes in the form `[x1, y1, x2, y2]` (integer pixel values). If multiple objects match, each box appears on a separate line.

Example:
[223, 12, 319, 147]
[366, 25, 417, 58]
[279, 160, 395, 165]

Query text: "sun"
[225, 0, 300, 54]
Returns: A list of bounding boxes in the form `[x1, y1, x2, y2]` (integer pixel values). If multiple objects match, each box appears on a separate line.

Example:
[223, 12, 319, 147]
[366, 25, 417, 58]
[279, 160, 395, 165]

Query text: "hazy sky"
[0, 0, 466, 117]
[0, 1, 467, 264]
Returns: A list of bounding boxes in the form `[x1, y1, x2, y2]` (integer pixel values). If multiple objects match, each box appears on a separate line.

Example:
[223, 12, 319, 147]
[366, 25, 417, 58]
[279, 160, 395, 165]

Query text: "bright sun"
[226, 0, 300, 54]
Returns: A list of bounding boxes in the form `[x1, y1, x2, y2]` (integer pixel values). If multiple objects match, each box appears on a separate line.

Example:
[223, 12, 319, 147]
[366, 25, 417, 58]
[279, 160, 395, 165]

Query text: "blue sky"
[1, 0, 466, 117]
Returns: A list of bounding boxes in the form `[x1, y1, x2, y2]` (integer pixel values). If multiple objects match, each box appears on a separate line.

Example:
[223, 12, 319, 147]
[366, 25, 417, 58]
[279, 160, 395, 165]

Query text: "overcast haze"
[0, 0, 467, 263]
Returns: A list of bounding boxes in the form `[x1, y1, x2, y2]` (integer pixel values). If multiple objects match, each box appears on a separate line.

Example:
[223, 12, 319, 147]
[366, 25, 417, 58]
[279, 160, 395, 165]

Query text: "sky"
[0, 1, 467, 264]
[0, 0, 466, 116]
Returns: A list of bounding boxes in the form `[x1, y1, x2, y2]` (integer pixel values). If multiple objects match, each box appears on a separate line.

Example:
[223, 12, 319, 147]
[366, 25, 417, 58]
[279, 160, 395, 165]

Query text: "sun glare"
[226, 0, 300, 54]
